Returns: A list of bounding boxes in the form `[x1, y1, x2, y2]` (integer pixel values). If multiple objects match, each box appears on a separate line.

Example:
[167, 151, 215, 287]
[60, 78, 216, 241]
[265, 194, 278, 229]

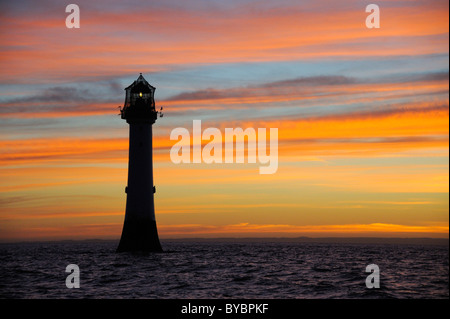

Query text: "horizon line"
[1, 236, 448, 245]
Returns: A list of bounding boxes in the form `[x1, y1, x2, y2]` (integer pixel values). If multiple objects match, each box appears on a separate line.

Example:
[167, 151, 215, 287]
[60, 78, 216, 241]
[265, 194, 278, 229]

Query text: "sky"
[0, 0, 448, 241]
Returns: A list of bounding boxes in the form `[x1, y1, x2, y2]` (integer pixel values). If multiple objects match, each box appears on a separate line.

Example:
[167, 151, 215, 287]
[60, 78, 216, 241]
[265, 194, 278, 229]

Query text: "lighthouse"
[116, 73, 163, 252]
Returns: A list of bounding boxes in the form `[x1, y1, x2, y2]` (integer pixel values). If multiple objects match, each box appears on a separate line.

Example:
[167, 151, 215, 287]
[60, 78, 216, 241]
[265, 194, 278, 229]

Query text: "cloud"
[2, 81, 123, 105]
[165, 75, 358, 102]
[161, 73, 449, 120]
[0, 0, 448, 83]
[8, 87, 94, 104]
[0, 80, 126, 118]
[157, 222, 449, 237]
[2, 71, 446, 119]
[261, 75, 358, 88]
[0, 136, 177, 166]
[1, 221, 447, 241]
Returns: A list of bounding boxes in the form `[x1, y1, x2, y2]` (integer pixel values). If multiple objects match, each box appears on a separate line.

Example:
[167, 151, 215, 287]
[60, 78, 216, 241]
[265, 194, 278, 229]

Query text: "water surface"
[0, 241, 447, 299]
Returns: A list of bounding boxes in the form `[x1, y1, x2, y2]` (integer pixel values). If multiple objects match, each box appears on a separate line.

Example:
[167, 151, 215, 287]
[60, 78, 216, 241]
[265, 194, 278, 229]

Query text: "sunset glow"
[0, 0, 448, 241]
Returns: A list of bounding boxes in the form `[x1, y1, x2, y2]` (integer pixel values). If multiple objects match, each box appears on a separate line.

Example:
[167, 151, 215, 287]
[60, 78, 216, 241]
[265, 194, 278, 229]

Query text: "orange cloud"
[1, 222, 447, 242]
[157, 222, 449, 237]
[0, 101, 447, 167]
[0, 3, 448, 82]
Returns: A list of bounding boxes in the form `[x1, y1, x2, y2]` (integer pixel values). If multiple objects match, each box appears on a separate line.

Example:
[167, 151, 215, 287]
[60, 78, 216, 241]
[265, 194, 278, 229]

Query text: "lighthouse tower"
[117, 73, 163, 252]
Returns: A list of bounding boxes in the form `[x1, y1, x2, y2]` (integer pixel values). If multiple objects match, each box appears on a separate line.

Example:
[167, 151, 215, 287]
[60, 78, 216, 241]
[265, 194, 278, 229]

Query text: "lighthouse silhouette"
[116, 73, 163, 252]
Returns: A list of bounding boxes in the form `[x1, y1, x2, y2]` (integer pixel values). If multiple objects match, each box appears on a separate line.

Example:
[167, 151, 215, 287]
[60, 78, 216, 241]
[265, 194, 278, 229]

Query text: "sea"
[0, 240, 448, 299]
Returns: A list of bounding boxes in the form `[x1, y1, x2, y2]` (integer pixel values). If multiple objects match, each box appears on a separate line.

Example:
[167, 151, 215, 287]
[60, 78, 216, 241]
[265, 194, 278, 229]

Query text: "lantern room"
[121, 73, 157, 121]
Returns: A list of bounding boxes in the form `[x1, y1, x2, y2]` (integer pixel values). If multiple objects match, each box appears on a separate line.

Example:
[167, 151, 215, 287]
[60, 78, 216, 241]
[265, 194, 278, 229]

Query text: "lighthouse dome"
[121, 73, 157, 121]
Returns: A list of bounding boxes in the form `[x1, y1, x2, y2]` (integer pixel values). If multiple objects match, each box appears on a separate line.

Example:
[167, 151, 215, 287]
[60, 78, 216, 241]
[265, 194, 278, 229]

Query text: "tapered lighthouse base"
[116, 218, 163, 253]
